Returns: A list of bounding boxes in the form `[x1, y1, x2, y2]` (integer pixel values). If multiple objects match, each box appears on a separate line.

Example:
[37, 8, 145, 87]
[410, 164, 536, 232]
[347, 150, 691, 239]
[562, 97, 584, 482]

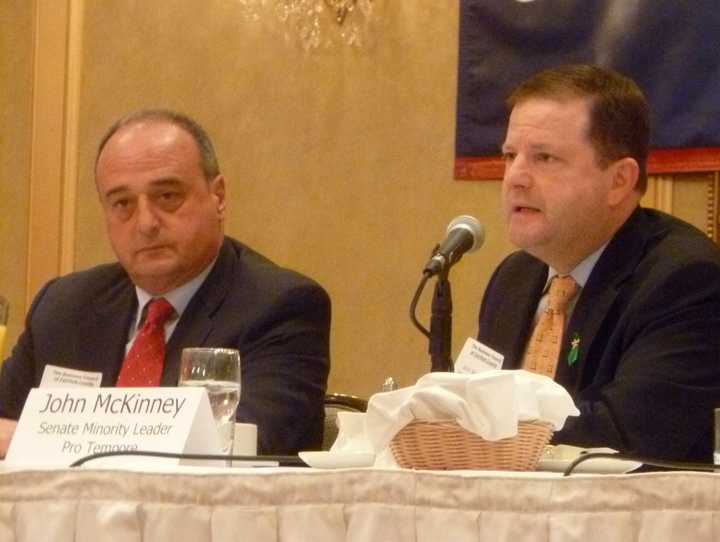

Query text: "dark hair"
[507, 64, 650, 193]
[95, 109, 220, 180]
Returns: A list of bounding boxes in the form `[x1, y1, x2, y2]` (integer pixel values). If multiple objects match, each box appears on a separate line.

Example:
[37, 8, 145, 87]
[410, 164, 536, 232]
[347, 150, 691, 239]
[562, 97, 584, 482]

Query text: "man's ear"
[607, 157, 639, 207]
[210, 175, 226, 220]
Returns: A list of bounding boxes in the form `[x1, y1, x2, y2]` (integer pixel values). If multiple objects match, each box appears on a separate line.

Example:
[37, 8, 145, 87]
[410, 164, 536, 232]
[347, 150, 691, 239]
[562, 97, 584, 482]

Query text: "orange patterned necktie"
[116, 297, 175, 387]
[521, 275, 579, 379]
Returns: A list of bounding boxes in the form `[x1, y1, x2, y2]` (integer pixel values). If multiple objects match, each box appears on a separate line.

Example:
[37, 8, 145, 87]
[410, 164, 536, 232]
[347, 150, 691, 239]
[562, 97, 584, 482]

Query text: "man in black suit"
[0, 110, 330, 456]
[478, 65, 720, 461]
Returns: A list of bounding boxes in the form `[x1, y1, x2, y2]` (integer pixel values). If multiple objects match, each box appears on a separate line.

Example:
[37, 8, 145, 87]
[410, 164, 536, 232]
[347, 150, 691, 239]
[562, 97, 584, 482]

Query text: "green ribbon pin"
[567, 333, 581, 366]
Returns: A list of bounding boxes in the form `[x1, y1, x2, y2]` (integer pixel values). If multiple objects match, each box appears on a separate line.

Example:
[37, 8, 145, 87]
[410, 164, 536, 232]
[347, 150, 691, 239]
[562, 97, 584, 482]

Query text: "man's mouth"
[137, 245, 169, 254]
[513, 205, 541, 213]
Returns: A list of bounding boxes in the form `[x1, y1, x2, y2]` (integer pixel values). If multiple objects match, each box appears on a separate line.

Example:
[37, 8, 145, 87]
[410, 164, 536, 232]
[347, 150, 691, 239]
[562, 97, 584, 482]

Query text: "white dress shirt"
[125, 260, 216, 354]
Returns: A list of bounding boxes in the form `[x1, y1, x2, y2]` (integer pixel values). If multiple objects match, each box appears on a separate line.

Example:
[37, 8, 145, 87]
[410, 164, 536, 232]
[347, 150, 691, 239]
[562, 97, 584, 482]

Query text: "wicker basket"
[389, 420, 553, 471]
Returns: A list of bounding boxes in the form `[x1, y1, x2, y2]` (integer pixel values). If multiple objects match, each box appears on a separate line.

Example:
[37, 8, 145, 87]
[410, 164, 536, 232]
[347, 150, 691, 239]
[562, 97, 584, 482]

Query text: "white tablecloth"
[0, 465, 718, 541]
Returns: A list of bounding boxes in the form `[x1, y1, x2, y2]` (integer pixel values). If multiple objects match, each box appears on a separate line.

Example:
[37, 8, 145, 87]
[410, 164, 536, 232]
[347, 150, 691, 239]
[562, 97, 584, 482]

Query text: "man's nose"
[503, 154, 532, 188]
[136, 197, 160, 235]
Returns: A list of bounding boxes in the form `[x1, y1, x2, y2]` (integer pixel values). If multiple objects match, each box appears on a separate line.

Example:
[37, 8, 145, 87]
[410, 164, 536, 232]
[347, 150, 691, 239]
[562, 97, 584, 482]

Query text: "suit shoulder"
[50, 262, 128, 292]
[224, 237, 330, 301]
[482, 250, 545, 304]
[493, 250, 544, 277]
[24, 262, 130, 329]
[37, 263, 129, 306]
[641, 209, 720, 269]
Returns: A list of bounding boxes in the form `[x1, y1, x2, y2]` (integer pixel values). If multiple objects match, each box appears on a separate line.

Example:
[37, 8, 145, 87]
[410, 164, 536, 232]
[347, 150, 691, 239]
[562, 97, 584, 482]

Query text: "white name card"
[39, 364, 102, 388]
[5, 387, 221, 467]
[454, 337, 504, 374]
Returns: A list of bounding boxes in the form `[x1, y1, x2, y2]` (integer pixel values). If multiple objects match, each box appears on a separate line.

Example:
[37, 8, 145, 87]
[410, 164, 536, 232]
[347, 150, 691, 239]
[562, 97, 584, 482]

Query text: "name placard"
[5, 387, 221, 467]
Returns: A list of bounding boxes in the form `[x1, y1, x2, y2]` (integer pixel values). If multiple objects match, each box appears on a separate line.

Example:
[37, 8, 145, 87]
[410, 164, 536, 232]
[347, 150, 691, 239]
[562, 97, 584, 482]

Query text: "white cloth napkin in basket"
[365, 370, 579, 457]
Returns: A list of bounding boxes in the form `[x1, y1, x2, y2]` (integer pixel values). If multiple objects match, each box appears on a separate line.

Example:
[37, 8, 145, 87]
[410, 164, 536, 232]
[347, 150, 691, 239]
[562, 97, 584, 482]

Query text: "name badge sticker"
[40, 365, 103, 388]
[6, 387, 221, 467]
[454, 337, 505, 374]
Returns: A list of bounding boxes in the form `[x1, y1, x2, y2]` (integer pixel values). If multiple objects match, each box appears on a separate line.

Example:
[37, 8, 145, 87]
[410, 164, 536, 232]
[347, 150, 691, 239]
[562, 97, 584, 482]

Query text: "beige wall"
[71, 0, 509, 398]
[2, 1, 718, 398]
[0, 1, 33, 355]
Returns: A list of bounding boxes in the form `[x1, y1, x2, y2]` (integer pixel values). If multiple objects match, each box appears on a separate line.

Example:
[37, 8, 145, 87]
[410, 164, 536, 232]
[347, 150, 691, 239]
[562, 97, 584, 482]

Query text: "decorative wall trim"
[27, 0, 69, 307]
[707, 173, 719, 243]
[641, 175, 674, 215]
[456, 149, 720, 181]
[60, 0, 84, 275]
[26, 0, 81, 306]
[653, 175, 674, 214]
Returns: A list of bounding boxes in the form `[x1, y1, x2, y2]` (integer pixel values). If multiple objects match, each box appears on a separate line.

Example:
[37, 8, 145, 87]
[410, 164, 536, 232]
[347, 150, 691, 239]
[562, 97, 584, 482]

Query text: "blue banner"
[456, 0, 720, 179]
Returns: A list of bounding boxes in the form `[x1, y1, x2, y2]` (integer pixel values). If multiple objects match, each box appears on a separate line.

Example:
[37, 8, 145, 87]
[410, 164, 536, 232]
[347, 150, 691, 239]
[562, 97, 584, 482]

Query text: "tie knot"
[547, 275, 578, 313]
[145, 297, 175, 327]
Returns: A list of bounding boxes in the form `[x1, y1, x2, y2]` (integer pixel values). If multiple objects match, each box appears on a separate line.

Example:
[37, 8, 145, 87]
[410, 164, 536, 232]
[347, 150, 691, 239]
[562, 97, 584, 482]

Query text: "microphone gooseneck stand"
[428, 265, 453, 372]
[411, 216, 483, 372]
[410, 246, 454, 372]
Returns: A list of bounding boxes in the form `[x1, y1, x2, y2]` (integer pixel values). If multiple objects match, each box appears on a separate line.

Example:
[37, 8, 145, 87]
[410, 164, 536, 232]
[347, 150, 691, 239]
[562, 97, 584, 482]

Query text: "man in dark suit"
[0, 110, 330, 456]
[478, 65, 720, 462]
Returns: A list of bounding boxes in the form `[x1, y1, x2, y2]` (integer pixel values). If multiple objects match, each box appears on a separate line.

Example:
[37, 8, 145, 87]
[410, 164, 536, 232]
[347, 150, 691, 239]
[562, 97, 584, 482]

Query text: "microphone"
[423, 215, 484, 276]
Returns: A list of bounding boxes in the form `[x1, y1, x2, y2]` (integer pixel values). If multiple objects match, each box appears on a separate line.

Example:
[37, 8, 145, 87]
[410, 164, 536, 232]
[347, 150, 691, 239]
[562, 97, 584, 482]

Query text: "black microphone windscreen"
[446, 215, 485, 253]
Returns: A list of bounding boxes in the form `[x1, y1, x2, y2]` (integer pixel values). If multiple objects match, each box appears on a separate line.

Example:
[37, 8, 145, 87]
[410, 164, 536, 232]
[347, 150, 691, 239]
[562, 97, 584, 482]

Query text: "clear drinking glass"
[178, 348, 241, 455]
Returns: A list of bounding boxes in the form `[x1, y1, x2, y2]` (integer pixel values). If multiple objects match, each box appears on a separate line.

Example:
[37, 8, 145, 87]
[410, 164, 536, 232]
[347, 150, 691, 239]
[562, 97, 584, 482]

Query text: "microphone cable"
[410, 266, 432, 339]
[70, 449, 720, 476]
[562, 451, 720, 476]
[69, 450, 308, 468]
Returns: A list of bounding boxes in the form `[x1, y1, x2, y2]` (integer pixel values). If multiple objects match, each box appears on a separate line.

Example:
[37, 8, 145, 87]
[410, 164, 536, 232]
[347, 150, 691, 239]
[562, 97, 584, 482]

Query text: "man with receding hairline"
[478, 65, 720, 462]
[0, 109, 331, 456]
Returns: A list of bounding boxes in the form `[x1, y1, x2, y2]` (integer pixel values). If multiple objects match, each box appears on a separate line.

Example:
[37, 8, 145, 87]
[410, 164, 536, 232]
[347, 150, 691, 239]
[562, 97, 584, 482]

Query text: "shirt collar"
[133, 258, 217, 329]
[546, 243, 608, 290]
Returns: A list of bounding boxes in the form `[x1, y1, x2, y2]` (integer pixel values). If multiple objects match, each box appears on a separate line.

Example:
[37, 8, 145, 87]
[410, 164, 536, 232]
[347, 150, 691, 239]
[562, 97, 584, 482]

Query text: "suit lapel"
[78, 276, 136, 386]
[560, 208, 649, 390]
[498, 260, 547, 368]
[161, 239, 236, 386]
[559, 278, 620, 391]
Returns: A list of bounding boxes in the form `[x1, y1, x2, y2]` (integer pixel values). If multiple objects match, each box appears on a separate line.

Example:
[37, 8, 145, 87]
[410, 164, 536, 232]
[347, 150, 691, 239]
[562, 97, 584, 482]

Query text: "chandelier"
[238, 0, 374, 50]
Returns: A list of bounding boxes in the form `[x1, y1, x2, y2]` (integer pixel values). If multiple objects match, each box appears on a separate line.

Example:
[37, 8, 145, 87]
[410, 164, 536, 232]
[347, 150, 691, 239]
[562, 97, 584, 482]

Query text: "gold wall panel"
[0, 1, 33, 354]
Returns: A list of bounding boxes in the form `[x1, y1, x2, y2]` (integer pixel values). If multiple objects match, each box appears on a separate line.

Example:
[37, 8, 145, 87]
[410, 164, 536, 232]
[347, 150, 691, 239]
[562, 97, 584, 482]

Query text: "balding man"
[0, 110, 330, 456]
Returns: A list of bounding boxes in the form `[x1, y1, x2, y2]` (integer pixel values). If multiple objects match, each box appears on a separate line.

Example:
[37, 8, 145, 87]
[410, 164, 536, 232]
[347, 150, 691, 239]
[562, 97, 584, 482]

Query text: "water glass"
[178, 348, 241, 455]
